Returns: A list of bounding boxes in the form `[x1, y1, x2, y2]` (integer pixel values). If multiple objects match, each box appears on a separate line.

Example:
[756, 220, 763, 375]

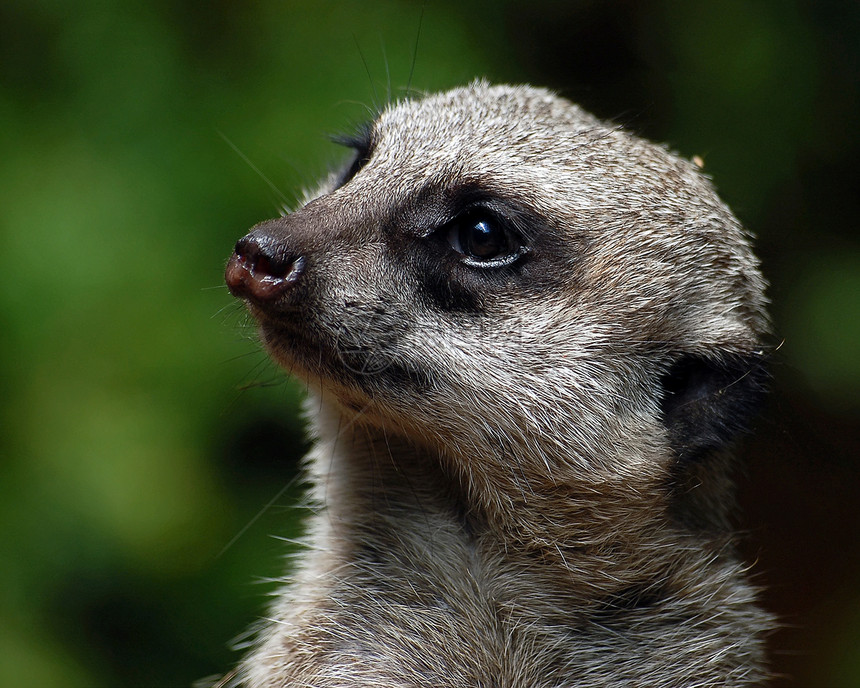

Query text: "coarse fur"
[224, 82, 773, 687]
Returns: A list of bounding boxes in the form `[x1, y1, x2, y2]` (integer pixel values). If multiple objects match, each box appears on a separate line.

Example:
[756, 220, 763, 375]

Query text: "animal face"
[226, 82, 769, 483]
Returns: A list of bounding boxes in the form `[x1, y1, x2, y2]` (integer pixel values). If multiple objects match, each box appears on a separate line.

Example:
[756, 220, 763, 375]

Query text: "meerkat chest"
[272, 514, 738, 688]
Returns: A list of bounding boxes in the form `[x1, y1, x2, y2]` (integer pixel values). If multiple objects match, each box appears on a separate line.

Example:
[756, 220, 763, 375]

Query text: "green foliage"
[0, 2, 509, 685]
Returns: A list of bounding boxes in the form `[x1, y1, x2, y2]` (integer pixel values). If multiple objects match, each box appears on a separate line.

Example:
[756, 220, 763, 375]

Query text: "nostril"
[226, 233, 306, 302]
[233, 235, 265, 267]
[255, 253, 289, 279]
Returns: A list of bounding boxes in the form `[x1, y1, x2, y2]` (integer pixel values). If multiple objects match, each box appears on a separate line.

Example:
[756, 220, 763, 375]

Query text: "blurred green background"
[1, 1, 858, 686]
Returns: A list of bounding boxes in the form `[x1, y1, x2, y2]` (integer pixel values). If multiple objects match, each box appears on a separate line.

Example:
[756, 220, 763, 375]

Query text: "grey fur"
[224, 82, 773, 687]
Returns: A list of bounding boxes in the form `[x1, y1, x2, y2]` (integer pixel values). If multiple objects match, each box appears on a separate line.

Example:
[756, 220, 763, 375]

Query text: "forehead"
[373, 84, 606, 164]
[351, 84, 620, 215]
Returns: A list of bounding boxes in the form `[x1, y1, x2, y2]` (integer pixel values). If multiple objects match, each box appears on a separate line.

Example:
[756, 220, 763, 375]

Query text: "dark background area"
[1, 1, 857, 686]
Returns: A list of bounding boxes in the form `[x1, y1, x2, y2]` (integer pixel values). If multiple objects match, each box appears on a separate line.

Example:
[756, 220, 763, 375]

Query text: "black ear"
[659, 353, 769, 462]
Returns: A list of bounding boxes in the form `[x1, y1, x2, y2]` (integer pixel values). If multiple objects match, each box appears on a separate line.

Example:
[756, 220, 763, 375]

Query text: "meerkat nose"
[225, 231, 306, 303]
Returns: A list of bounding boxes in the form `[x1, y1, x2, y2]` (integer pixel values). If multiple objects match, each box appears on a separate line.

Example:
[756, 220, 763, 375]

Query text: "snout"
[225, 224, 306, 304]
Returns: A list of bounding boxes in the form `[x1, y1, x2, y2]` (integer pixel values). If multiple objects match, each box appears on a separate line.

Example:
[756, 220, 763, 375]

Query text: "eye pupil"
[464, 220, 504, 259]
[443, 210, 524, 267]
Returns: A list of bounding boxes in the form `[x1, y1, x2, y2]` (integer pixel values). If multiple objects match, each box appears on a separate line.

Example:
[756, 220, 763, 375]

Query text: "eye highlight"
[444, 210, 526, 268]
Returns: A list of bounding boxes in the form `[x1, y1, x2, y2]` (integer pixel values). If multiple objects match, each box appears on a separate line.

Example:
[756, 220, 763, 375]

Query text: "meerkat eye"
[445, 211, 524, 267]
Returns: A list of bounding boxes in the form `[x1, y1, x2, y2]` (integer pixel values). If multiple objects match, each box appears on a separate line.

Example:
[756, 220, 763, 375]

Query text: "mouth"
[257, 316, 328, 374]
[256, 317, 391, 419]
[258, 313, 438, 410]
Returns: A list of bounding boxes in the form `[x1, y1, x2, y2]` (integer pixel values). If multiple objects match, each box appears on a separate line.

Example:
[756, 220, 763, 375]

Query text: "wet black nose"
[225, 230, 306, 303]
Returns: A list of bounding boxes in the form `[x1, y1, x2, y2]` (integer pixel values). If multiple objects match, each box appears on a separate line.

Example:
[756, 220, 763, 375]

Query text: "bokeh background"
[1, 1, 858, 686]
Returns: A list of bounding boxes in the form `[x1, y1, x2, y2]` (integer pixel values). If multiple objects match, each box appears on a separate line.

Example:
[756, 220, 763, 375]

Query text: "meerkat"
[224, 82, 773, 687]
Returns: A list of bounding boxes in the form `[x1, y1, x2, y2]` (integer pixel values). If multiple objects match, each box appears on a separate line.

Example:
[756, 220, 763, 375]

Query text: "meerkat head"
[225, 81, 769, 522]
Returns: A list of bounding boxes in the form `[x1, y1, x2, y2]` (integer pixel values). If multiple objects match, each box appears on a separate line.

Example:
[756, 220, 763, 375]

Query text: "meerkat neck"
[258, 400, 769, 686]
[309, 398, 749, 623]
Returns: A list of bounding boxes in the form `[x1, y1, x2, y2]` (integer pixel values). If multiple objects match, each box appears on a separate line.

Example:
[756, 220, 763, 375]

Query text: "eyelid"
[343, 149, 371, 182]
[330, 122, 375, 186]
[330, 120, 374, 153]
